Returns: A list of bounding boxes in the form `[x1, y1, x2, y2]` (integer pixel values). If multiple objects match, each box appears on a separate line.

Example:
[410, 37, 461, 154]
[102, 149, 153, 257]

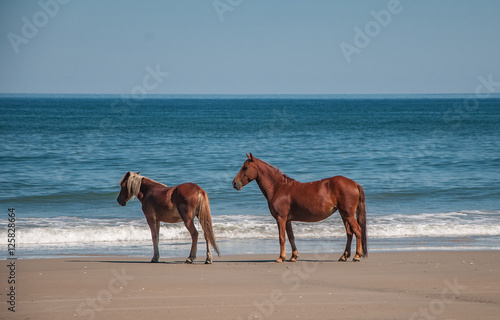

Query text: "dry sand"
[1, 251, 499, 320]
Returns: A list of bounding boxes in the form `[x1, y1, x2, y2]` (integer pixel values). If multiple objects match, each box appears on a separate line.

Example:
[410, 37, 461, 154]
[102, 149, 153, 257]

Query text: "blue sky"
[1, 0, 499, 94]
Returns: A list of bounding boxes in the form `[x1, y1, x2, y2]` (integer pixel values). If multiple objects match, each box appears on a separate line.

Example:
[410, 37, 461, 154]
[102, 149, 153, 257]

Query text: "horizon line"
[2, 92, 500, 99]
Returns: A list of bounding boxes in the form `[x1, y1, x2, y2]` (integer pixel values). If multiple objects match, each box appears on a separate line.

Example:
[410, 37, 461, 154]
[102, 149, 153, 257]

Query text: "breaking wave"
[4, 210, 500, 246]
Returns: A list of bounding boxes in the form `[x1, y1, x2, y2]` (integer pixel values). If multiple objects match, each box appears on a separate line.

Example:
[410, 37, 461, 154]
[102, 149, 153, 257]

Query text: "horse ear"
[136, 171, 141, 174]
[246, 153, 251, 159]
[120, 171, 131, 185]
[249, 153, 254, 161]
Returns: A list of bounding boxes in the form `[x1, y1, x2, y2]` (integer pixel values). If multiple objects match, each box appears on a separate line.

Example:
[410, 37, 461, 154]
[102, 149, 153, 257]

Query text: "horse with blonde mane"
[117, 171, 220, 264]
[233, 153, 367, 263]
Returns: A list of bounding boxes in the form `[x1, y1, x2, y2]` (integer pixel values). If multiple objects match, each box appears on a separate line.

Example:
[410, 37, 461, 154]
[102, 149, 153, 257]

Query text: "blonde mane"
[120, 172, 168, 198]
[120, 172, 144, 197]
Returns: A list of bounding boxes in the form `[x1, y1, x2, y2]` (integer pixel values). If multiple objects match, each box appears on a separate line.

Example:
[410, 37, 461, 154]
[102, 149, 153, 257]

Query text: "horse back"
[322, 176, 362, 212]
[284, 176, 360, 221]
[325, 175, 360, 198]
[142, 182, 204, 223]
[171, 182, 205, 206]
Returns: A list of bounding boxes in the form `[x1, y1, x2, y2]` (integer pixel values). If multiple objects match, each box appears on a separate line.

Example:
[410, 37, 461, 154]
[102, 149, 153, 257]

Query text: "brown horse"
[117, 171, 220, 264]
[233, 153, 367, 263]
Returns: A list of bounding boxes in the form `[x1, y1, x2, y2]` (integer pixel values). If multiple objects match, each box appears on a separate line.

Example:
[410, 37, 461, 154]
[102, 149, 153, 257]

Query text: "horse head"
[233, 153, 259, 190]
[117, 171, 142, 206]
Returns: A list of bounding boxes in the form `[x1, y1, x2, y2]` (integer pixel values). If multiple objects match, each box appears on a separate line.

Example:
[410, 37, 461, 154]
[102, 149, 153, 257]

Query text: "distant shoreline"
[2, 93, 500, 100]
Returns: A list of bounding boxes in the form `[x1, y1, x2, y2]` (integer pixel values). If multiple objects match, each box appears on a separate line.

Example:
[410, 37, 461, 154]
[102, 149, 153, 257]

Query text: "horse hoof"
[353, 258, 360, 262]
[205, 260, 212, 264]
[151, 258, 159, 263]
[184, 259, 194, 264]
[289, 258, 297, 262]
[275, 258, 284, 263]
[338, 256, 347, 262]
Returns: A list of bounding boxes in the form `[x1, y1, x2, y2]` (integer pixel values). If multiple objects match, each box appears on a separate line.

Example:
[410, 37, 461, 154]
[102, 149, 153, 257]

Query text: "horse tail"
[197, 190, 221, 257]
[356, 184, 368, 257]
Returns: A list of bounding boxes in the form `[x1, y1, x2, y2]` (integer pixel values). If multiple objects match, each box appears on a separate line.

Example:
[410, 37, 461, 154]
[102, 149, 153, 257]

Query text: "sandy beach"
[2, 251, 499, 320]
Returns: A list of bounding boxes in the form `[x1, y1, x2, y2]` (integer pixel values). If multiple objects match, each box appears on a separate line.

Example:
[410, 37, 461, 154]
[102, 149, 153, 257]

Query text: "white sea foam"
[3, 211, 499, 246]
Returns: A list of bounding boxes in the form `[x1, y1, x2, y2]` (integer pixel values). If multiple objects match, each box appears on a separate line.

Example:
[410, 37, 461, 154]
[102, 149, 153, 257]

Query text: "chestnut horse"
[233, 154, 367, 263]
[117, 171, 220, 264]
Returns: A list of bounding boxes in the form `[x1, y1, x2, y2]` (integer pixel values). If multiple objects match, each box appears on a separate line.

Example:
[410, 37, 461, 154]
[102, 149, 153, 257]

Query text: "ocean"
[1, 95, 499, 260]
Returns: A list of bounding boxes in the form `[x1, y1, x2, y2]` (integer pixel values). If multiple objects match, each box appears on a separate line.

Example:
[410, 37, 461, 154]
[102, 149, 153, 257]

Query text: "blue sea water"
[1, 95, 499, 259]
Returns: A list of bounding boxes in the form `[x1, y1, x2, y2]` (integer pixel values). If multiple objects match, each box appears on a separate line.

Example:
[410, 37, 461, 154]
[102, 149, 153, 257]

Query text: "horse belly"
[289, 189, 336, 222]
[158, 206, 183, 223]
[290, 207, 335, 222]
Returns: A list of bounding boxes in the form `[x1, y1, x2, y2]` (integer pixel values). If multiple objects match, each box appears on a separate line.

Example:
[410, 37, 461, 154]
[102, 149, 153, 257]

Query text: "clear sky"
[1, 0, 499, 95]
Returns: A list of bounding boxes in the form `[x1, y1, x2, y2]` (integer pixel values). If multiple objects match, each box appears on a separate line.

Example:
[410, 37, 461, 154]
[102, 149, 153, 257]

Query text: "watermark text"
[6, 208, 17, 312]
[7, 0, 72, 54]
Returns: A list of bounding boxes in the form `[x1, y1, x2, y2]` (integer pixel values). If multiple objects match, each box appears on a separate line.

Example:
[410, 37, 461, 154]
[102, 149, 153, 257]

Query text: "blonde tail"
[197, 191, 220, 256]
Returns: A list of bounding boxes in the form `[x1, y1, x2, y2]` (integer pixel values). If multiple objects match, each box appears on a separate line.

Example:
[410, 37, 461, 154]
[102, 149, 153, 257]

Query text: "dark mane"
[258, 158, 296, 185]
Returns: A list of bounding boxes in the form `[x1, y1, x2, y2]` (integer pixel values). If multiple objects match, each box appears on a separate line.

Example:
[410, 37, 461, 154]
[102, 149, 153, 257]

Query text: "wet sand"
[1, 251, 499, 320]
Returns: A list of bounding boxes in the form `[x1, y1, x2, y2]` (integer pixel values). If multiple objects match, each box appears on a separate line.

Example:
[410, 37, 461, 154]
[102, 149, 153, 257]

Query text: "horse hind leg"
[286, 221, 299, 262]
[339, 216, 353, 262]
[202, 217, 213, 264]
[346, 216, 363, 262]
[182, 215, 198, 264]
[204, 238, 213, 264]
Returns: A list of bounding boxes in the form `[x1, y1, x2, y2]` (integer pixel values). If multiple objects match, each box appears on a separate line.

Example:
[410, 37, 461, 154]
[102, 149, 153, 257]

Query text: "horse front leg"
[147, 218, 160, 263]
[286, 221, 299, 262]
[275, 217, 287, 263]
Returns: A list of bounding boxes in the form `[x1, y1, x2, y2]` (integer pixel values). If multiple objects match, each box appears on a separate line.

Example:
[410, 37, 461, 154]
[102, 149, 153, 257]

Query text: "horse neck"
[136, 178, 159, 202]
[255, 160, 288, 201]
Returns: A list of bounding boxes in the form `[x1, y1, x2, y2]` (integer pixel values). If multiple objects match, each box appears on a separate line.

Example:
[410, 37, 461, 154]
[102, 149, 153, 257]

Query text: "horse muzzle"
[232, 180, 242, 191]
[117, 198, 127, 206]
